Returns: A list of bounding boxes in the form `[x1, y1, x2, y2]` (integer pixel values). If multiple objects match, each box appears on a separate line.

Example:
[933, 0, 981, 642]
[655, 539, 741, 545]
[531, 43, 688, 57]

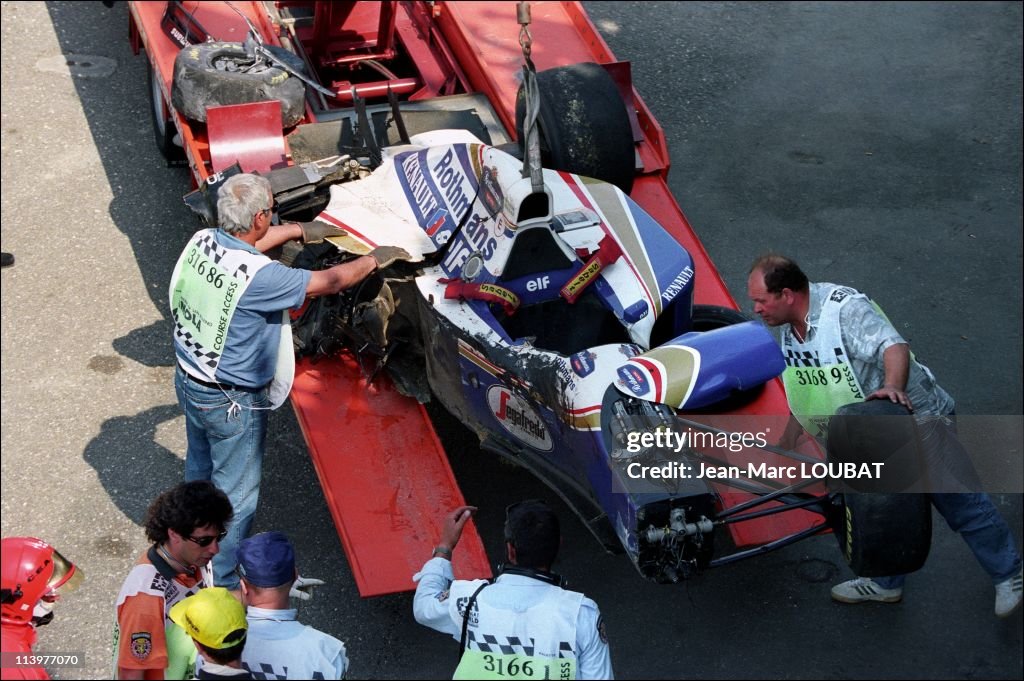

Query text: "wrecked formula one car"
[244, 126, 930, 585]
[130, 0, 931, 593]
[300, 128, 789, 582]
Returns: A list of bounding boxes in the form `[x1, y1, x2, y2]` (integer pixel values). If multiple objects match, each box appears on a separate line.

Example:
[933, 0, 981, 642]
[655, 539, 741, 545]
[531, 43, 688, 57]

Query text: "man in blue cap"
[235, 532, 348, 679]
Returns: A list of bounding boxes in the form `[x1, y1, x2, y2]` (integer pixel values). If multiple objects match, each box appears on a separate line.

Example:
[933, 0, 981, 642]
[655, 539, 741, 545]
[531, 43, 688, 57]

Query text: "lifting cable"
[517, 2, 544, 194]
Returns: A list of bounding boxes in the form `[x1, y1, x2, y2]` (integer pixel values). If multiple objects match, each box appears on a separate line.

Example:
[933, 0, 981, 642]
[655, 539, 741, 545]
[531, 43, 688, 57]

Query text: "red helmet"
[1, 537, 82, 625]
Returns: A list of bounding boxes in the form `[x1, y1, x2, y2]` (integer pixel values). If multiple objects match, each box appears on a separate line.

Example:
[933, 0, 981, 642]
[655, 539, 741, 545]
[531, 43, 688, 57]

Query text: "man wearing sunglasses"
[170, 172, 410, 591]
[413, 500, 613, 679]
[113, 481, 234, 680]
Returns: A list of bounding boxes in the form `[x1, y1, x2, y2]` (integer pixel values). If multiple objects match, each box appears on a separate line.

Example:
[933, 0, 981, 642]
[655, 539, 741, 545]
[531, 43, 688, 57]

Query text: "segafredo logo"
[487, 386, 552, 451]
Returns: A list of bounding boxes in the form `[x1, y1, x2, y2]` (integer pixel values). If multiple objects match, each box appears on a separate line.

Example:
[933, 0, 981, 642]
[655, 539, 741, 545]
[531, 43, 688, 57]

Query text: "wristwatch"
[432, 545, 453, 560]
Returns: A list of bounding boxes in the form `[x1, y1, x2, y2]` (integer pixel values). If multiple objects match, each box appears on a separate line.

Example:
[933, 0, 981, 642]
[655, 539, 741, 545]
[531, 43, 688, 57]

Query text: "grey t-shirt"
[803, 283, 954, 417]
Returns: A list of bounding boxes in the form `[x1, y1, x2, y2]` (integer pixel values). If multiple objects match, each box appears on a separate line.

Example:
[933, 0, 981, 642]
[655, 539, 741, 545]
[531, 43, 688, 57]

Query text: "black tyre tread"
[826, 399, 932, 575]
[835, 492, 931, 577]
[171, 42, 306, 127]
[828, 400, 926, 493]
[516, 62, 635, 193]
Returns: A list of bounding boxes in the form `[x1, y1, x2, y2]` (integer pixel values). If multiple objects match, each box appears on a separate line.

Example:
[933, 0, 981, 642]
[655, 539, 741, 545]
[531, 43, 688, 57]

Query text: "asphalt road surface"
[1, 1, 1020, 679]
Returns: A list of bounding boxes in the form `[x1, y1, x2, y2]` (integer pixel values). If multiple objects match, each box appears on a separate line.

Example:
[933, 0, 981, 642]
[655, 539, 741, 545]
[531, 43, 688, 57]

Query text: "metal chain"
[517, 2, 543, 193]
[517, 2, 532, 61]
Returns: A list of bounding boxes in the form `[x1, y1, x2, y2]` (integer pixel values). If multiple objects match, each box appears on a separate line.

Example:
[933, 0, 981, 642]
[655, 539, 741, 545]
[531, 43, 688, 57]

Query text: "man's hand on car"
[301, 221, 348, 244]
[369, 245, 414, 269]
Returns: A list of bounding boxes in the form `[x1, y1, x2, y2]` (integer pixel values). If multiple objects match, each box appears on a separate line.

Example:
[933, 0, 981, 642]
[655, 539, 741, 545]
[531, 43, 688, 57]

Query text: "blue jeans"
[875, 492, 1022, 589]
[175, 365, 269, 589]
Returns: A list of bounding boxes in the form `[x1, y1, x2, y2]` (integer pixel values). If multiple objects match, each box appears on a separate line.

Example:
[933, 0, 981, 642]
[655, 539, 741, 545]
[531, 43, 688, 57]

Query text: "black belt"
[181, 368, 262, 393]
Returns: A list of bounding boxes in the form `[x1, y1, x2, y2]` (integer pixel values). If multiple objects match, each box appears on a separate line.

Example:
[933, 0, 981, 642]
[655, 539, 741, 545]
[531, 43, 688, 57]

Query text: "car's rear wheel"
[516, 62, 636, 194]
[149, 61, 185, 164]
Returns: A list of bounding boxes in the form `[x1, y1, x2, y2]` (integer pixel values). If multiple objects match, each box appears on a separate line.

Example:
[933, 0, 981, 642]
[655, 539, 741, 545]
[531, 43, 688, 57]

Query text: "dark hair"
[749, 254, 809, 295]
[504, 500, 560, 569]
[197, 630, 247, 665]
[144, 481, 233, 544]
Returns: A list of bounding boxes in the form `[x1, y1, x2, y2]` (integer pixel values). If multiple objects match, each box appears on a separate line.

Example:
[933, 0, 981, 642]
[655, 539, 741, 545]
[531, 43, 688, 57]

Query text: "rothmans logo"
[617, 365, 649, 396]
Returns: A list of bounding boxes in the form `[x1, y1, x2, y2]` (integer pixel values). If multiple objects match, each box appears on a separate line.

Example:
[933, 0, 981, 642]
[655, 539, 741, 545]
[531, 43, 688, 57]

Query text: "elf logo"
[526, 275, 550, 292]
[487, 386, 552, 451]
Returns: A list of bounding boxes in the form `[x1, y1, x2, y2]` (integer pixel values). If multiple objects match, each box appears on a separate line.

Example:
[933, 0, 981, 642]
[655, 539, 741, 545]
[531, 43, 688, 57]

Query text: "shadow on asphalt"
[46, 2, 193, 371]
[46, 0, 196, 528]
[81, 404, 185, 524]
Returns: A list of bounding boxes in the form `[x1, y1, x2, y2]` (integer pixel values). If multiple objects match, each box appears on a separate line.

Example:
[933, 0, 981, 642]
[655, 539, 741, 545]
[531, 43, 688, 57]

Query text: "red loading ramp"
[290, 354, 492, 597]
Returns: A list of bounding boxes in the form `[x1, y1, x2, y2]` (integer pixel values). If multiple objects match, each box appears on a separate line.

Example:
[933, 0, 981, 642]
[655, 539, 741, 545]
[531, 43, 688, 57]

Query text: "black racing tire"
[149, 60, 185, 164]
[516, 62, 635, 194]
[831, 492, 931, 578]
[826, 399, 932, 576]
[827, 399, 927, 493]
[171, 42, 307, 128]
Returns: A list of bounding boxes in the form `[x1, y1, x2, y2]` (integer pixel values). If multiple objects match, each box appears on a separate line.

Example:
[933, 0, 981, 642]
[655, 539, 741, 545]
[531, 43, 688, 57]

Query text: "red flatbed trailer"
[127, 0, 821, 597]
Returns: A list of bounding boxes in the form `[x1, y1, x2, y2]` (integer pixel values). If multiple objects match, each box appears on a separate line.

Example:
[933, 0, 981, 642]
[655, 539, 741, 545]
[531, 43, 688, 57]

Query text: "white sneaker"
[831, 577, 903, 604]
[994, 568, 1023, 618]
